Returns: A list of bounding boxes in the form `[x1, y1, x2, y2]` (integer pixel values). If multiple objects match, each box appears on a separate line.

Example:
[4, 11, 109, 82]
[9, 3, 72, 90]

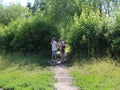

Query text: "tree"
[26, 0, 46, 14]
[0, 4, 30, 25]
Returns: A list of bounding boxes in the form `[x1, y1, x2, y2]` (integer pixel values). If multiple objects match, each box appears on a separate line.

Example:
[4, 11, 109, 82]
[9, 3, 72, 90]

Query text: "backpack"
[62, 45, 65, 49]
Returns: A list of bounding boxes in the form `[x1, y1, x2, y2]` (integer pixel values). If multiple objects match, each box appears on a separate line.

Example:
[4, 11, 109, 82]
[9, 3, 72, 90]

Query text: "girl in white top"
[51, 37, 57, 62]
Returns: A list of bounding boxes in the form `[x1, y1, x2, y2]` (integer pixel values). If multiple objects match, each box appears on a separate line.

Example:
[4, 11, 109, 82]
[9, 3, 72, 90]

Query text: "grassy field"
[69, 57, 120, 90]
[0, 53, 54, 90]
[1, 52, 120, 90]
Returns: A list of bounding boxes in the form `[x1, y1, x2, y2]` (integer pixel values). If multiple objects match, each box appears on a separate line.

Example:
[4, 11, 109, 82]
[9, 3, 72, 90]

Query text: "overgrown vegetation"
[0, 0, 120, 58]
[69, 58, 120, 90]
[0, 53, 54, 90]
[0, 16, 60, 52]
[67, 13, 120, 59]
[0, 0, 120, 90]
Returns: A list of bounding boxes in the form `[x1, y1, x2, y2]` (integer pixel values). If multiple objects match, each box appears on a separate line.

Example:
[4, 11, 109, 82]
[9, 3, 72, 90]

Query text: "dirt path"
[54, 63, 78, 90]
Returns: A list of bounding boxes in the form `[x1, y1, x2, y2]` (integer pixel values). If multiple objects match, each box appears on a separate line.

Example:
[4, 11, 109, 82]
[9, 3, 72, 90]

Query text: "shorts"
[52, 51, 56, 56]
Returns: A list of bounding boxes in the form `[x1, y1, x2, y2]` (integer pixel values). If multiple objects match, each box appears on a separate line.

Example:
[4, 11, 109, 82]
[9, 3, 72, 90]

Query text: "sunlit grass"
[0, 53, 54, 90]
[69, 57, 120, 90]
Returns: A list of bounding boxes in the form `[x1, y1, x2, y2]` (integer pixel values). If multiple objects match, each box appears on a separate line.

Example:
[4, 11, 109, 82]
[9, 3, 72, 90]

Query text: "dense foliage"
[0, 4, 30, 25]
[109, 15, 120, 57]
[67, 13, 109, 57]
[0, 0, 120, 58]
[0, 16, 60, 52]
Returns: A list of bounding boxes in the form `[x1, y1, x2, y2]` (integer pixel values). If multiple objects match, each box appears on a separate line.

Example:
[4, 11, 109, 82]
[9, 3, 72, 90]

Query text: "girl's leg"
[61, 53, 64, 62]
[52, 51, 55, 61]
[54, 51, 56, 60]
[52, 51, 56, 62]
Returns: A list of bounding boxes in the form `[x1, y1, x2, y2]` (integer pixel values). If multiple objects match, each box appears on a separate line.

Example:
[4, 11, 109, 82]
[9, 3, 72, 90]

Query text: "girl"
[51, 37, 57, 62]
[59, 38, 66, 62]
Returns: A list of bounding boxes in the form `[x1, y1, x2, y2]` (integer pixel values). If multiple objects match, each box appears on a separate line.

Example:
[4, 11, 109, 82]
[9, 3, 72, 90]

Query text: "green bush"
[68, 15, 97, 56]
[0, 16, 60, 52]
[68, 14, 109, 57]
[95, 22, 109, 56]
[0, 18, 25, 51]
[109, 15, 120, 57]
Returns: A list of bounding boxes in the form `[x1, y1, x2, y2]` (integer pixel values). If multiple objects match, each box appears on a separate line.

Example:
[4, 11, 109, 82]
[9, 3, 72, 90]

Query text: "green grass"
[0, 53, 54, 90]
[69, 57, 120, 90]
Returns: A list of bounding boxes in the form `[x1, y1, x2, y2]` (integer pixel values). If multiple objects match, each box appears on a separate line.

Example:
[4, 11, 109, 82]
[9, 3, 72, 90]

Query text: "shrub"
[68, 14, 109, 57]
[0, 16, 60, 52]
[68, 15, 97, 56]
[109, 15, 120, 57]
[0, 19, 24, 51]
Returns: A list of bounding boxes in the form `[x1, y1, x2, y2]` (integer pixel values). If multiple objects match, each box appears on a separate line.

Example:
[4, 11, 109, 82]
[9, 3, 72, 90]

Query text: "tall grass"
[69, 57, 120, 90]
[0, 52, 54, 90]
[0, 52, 51, 66]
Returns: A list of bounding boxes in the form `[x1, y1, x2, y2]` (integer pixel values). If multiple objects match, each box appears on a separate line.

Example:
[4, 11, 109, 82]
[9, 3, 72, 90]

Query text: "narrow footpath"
[54, 63, 78, 90]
